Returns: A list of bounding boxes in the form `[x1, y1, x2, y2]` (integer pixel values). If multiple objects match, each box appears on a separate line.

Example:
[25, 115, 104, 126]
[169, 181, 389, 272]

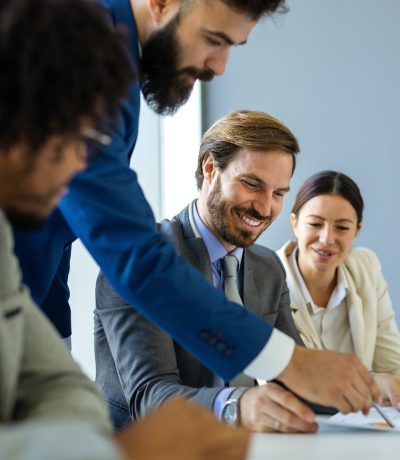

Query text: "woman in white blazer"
[277, 170, 400, 409]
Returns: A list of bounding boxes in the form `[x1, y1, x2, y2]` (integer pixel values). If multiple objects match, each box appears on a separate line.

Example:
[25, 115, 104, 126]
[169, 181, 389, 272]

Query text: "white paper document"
[318, 406, 400, 431]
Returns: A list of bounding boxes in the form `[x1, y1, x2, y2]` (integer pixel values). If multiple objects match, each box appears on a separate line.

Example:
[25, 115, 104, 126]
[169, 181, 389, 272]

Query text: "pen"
[372, 403, 395, 428]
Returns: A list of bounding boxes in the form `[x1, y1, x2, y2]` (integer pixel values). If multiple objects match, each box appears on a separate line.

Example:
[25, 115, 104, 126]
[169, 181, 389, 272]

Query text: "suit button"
[224, 347, 235, 358]
[208, 336, 217, 346]
[199, 330, 211, 341]
[216, 342, 227, 352]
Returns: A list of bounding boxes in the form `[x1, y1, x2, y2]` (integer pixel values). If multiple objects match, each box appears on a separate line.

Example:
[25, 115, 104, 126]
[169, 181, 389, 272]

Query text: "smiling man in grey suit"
[96, 109, 319, 434]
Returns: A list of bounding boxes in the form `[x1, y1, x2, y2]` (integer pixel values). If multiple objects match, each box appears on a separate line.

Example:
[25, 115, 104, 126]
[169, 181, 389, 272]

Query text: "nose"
[254, 194, 272, 219]
[205, 48, 230, 76]
[320, 225, 335, 246]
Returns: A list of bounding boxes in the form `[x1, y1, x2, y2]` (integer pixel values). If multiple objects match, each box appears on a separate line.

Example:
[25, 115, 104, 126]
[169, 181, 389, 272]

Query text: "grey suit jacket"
[0, 211, 117, 460]
[95, 203, 303, 428]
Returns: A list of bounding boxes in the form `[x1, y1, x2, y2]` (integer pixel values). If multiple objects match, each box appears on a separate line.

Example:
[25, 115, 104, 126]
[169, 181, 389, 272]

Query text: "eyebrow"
[202, 29, 247, 46]
[306, 214, 355, 223]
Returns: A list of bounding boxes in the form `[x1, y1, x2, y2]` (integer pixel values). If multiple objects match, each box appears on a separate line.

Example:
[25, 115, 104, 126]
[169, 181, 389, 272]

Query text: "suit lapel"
[343, 266, 366, 363]
[176, 203, 213, 284]
[242, 250, 261, 317]
[177, 204, 255, 386]
[286, 276, 324, 350]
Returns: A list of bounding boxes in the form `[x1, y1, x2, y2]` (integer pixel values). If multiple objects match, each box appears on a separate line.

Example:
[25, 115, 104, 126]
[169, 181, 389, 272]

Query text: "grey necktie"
[222, 254, 255, 387]
[222, 255, 242, 305]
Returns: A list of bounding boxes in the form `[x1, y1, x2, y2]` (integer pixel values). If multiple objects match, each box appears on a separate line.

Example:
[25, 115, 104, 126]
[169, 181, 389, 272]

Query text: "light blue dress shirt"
[192, 202, 243, 418]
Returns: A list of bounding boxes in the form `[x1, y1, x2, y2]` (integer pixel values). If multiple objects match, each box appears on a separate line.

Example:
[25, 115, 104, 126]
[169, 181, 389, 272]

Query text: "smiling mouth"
[312, 248, 337, 257]
[238, 212, 264, 228]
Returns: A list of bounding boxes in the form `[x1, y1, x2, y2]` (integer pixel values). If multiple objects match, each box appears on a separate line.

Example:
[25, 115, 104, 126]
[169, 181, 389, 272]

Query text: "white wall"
[70, 100, 162, 378]
[70, 87, 201, 378]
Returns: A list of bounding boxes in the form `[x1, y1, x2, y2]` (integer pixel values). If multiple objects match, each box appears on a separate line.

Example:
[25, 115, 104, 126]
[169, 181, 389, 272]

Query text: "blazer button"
[224, 347, 235, 358]
[199, 330, 211, 341]
[208, 336, 217, 346]
[216, 342, 227, 352]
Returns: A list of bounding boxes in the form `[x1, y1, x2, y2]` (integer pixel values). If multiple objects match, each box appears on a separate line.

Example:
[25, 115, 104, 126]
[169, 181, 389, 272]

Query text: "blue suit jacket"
[12, 0, 275, 381]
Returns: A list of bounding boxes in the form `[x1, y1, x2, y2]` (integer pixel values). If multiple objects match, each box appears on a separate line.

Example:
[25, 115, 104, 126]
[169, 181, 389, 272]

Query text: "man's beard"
[4, 208, 47, 231]
[140, 14, 214, 115]
[206, 178, 271, 248]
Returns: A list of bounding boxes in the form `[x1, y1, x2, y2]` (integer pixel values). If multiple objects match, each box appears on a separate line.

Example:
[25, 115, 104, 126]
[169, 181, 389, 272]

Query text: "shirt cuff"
[213, 388, 236, 420]
[243, 328, 295, 382]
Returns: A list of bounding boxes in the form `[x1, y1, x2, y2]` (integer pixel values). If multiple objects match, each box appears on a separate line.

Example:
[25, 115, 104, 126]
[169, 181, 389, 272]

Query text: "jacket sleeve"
[270, 253, 304, 346]
[0, 213, 115, 459]
[363, 249, 400, 374]
[0, 422, 120, 460]
[14, 288, 113, 429]
[95, 272, 224, 422]
[59, 145, 274, 381]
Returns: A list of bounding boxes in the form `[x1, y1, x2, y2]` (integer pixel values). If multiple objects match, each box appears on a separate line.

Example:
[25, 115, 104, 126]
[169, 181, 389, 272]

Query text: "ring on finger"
[273, 419, 281, 432]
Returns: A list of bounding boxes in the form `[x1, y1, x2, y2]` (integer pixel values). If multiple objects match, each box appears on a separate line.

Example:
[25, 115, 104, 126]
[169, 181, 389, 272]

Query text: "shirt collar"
[192, 201, 243, 266]
[290, 244, 348, 314]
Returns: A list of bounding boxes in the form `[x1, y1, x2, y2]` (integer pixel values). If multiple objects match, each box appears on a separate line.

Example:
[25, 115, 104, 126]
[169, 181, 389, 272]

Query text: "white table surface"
[246, 419, 400, 460]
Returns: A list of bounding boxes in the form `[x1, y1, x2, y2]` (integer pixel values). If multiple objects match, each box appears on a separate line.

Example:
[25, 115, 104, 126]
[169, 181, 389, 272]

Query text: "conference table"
[247, 418, 400, 460]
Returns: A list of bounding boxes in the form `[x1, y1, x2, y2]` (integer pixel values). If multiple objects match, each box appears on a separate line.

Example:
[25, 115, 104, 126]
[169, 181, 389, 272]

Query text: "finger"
[267, 383, 316, 423]
[341, 367, 375, 412]
[385, 384, 400, 410]
[335, 394, 353, 414]
[265, 413, 317, 434]
[258, 398, 318, 433]
[357, 365, 381, 404]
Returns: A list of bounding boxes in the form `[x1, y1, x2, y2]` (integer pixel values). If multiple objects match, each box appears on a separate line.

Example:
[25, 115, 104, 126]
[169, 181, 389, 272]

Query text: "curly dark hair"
[0, 0, 136, 152]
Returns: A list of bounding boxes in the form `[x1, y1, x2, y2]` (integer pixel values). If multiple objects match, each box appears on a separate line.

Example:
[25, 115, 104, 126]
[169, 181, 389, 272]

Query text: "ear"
[147, 0, 179, 24]
[202, 153, 217, 184]
[290, 212, 299, 238]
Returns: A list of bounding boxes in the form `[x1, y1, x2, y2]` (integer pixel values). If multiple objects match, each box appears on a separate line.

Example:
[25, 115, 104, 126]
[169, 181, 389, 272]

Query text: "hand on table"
[373, 372, 400, 410]
[239, 382, 318, 433]
[114, 398, 250, 460]
[277, 346, 381, 415]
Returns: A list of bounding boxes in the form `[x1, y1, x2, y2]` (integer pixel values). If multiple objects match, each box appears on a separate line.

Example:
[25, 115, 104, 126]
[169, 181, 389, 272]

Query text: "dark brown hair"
[181, 0, 288, 20]
[292, 170, 364, 226]
[195, 109, 299, 190]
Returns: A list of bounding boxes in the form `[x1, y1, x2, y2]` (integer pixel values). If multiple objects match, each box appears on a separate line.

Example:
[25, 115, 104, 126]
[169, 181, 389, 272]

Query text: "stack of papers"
[319, 406, 400, 431]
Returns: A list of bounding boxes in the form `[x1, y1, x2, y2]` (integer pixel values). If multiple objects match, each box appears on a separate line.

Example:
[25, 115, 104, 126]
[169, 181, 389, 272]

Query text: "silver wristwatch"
[221, 388, 247, 426]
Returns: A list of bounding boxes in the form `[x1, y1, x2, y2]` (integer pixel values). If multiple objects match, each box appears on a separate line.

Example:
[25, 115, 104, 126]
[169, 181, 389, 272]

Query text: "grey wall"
[203, 1, 400, 314]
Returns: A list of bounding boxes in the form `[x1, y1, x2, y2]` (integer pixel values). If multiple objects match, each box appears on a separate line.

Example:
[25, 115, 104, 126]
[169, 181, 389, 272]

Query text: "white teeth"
[240, 214, 261, 227]
[315, 249, 333, 256]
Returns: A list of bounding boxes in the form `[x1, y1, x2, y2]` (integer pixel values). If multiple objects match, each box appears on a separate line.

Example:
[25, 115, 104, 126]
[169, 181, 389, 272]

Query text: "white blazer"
[277, 240, 400, 373]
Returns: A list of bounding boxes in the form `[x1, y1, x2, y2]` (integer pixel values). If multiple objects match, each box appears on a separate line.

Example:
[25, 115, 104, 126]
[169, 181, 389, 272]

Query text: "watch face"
[222, 401, 238, 426]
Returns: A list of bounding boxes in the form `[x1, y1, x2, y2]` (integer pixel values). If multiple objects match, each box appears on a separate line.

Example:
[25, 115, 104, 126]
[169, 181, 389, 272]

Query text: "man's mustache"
[178, 66, 215, 82]
[235, 206, 271, 223]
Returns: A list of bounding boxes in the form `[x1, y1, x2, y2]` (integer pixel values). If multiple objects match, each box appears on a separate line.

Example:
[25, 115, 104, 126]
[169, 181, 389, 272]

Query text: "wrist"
[277, 344, 303, 385]
[221, 388, 247, 427]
